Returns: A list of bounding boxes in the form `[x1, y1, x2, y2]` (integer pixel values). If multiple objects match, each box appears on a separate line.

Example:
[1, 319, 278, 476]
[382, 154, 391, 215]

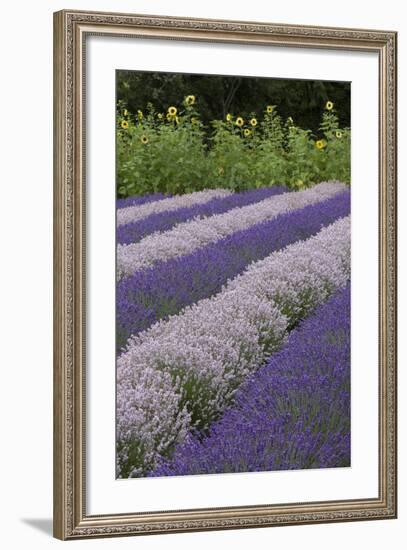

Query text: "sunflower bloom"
[141, 135, 149, 144]
[235, 117, 244, 127]
[266, 105, 274, 113]
[244, 128, 252, 137]
[226, 113, 233, 122]
[315, 139, 326, 150]
[120, 120, 129, 129]
[336, 130, 343, 139]
[325, 101, 334, 111]
[185, 95, 196, 106]
[168, 106, 177, 117]
[250, 118, 258, 127]
[123, 109, 128, 116]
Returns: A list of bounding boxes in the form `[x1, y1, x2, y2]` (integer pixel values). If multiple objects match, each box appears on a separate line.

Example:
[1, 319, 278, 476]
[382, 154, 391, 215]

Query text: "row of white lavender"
[117, 181, 347, 279]
[117, 215, 351, 478]
[117, 188, 232, 226]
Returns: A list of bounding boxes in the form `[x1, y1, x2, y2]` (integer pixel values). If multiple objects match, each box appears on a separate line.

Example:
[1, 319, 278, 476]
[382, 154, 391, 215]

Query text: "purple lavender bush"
[117, 192, 169, 210]
[117, 186, 287, 245]
[151, 285, 350, 476]
[116, 190, 350, 353]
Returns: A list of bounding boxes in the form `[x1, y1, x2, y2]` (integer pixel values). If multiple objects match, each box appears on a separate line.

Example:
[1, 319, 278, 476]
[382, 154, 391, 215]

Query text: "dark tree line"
[117, 70, 350, 133]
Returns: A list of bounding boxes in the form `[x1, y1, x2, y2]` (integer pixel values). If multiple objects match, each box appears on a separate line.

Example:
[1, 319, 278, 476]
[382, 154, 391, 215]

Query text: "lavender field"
[116, 183, 351, 479]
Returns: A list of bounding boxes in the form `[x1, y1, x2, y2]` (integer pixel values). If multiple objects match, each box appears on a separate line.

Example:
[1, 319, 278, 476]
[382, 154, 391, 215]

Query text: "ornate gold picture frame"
[53, 9, 397, 540]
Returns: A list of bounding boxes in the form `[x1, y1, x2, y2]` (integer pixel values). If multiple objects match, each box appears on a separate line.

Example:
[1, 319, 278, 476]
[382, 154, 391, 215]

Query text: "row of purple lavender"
[116, 192, 169, 210]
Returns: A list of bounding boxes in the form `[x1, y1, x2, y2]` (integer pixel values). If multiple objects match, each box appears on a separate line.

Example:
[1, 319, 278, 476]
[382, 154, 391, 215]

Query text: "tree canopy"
[117, 70, 350, 134]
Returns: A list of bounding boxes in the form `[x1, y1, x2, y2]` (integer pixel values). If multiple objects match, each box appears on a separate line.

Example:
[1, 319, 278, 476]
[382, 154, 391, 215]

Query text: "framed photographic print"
[53, 9, 397, 540]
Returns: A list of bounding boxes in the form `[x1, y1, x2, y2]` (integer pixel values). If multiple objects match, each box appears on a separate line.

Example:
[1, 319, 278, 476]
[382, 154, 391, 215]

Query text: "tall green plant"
[116, 97, 350, 197]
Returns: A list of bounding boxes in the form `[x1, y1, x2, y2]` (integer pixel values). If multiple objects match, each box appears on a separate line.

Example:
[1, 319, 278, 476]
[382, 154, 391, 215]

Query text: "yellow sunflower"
[266, 105, 274, 114]
[315, 139, 326, 150]
[235, 117, 244, 127]
[244, 128, 252, 137]
[185, 95, 196, 106]
[226, 113, 233, 122]
[123, 109, 128, 116]
[120, 120, 129, 129]
[250, 118, 258, 127]
[167, 106, 177, 117]
[336, 130, 343, 139]
[140, 135, 149, 144]
[325, 101, 334, 111]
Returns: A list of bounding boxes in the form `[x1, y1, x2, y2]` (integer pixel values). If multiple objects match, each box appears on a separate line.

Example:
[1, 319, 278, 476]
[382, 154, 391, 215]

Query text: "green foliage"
[117, 98, 350, 198]
[117, 71, 351, 132]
